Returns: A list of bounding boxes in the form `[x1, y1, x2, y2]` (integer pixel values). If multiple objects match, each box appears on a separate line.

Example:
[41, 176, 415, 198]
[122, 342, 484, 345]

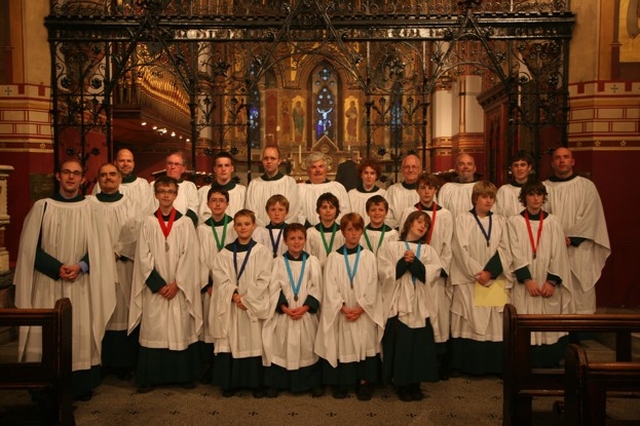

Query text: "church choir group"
[14, 145, 610, 404]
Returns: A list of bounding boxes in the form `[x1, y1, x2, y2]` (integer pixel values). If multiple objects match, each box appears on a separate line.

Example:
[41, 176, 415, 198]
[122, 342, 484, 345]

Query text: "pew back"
[0, 298, 75, 426]
[503, 303, 640, 426]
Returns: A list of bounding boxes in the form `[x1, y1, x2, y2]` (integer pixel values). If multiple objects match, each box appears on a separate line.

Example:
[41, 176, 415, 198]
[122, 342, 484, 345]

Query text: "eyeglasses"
[155, 189, 177, 195]
[166, 162, 184, 167]
[60, 169, 82, 177]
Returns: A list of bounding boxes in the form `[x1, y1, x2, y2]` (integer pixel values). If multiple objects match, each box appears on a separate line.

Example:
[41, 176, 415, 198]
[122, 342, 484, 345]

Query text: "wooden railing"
[0, 298, 74, 426]
[503, 303, 640, 426]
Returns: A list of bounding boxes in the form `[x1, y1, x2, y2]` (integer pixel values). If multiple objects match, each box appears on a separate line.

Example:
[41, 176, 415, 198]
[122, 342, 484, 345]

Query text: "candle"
[348, 145, 351, 151]
[298, 145, 302, 164]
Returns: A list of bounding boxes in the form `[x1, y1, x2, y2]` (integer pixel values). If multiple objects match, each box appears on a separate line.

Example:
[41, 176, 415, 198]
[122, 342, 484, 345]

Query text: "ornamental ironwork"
[46, 0, 574, 183]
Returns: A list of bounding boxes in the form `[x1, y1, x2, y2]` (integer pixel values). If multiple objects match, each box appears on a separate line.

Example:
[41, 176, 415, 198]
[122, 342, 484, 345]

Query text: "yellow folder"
[474, 279, 508, 307]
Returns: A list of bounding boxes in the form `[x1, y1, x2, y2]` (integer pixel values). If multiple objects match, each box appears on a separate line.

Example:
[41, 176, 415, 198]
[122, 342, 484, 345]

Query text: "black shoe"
[438, 365, 450, 381]
[252, 387, 266, 398]
[116, 368, 133, 381]
[200, 365, 213, 384]
[356, 383, 373, 401]
[182, 381, 196, 390]
[137, 386, 154, 394]
[311, 386, 325, 398]
[332, 386, 348, 399]
[410, 383, 424, 401]
[397, 385, 412, 402]
[75, 391, 93, 401]
[266, 387, 279, 398]
[222, 388, 236, 398]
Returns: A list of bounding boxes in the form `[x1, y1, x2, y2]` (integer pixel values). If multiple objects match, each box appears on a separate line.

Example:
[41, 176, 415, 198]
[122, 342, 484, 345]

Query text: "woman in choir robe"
[211, 209, 273, 398]
[347, 158, 386, 226]
[315, 213, 384, 401]
[508, 180, 573, 367]
[449, 181, 513, 375]
[377, 210, 443, 402]
[262, 223, 324, 397]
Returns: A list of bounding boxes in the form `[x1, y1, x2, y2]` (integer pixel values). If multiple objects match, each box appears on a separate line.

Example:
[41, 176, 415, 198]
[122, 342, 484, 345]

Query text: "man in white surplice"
[89, 163, 141, 379]
[297, 152, 350, 226]
[246, 146, 300, 226]
[438, 154, 478, 220]
[543, 147, 610, 314]
[92, 148, 155, 216]
[197, 151, 246, 224]
[384, 154, 422, 229]
[15, 159, 116, 400]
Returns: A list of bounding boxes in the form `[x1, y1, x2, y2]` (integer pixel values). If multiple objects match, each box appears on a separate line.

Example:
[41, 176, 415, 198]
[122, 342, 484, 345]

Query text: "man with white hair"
[297, 152, 350, 226]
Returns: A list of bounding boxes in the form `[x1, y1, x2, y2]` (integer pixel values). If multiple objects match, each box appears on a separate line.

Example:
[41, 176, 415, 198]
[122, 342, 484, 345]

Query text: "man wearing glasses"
[153, 151, 199, 226]
[14, 159, 116, 401]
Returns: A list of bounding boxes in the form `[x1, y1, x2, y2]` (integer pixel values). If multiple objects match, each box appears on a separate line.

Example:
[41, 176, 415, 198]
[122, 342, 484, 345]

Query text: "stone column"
[0, 165, 15, 344]
[0, 165, 14, 276]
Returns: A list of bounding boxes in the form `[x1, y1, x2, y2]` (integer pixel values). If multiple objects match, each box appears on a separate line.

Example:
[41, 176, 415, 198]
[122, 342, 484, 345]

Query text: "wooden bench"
[0, 298, 75, 426]
[503, 303, 640, 426]
[564, 343, 640, 426]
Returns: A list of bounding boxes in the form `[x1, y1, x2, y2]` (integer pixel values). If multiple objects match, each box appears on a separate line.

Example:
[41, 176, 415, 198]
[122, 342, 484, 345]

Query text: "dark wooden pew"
[564, 343, 640, 426]
[503, 303, 640, 426]
[0, 298, 75, 426]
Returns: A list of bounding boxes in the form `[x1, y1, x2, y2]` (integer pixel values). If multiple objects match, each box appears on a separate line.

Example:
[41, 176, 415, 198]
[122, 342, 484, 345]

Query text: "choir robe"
[359, 224, 399, 256]
[314, 246, 384, 370]
[15, 194, 116, 396]
[508, 211, 573, 346]
[305, 223, 345, 267]
[385, 182, 419, 229]
[495, 182, 525, 219]
[399, 203, 454, 344]
[347, 185, 386, 226]
[197, 181, 246, 224]
[210, 240, 273, 389]
[128, 212, 203, 385]
[262, 252, 323, 391]
[151, 179, 199, 223]
[88, 192, 141, 369]
[544, 175, 610, 314]
[377, 240, 443, 384]
[245, 172, 301, 226]
[297, 180, 350, 226]
[437, 181, 476, 220]
[197, 215, 236, 344]
[449, 210, 512, 374]
[93, 174, 155, 216]
[253, 223, 288, 259]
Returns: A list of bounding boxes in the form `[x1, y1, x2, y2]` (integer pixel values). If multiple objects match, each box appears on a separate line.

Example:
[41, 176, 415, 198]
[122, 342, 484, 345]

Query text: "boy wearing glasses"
[15, 159, 116, 401]
[129, 176, 203, 393]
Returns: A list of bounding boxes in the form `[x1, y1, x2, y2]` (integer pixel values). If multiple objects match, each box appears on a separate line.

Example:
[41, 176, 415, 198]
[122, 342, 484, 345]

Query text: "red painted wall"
[574, 149, 640, 308]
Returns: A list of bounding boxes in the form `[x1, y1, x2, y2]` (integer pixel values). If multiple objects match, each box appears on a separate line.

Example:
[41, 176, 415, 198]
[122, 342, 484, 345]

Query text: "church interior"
[0, 0, 639, 424]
